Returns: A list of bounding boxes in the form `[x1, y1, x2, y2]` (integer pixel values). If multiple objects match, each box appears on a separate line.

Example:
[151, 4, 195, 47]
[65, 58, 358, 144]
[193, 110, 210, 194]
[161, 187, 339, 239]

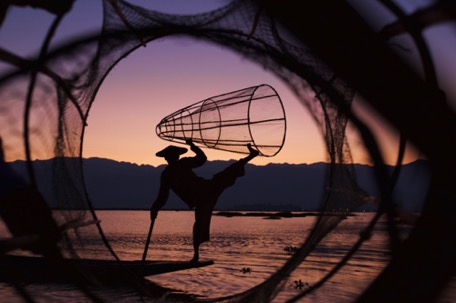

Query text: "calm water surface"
[1, 211, 455, 302]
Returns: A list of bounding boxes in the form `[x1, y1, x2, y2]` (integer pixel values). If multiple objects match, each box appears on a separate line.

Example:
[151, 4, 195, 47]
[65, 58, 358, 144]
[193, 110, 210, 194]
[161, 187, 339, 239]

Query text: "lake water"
[1, 211, 455, 302]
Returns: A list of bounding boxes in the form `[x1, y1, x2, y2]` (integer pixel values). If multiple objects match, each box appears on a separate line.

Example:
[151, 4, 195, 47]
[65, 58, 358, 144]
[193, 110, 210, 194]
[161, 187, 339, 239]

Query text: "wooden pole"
[142, 218, 155, 262]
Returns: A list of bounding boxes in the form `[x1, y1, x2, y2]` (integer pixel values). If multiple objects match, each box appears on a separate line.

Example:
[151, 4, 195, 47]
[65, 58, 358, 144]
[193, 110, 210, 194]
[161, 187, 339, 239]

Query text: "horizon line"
[7, 155, 427, 167]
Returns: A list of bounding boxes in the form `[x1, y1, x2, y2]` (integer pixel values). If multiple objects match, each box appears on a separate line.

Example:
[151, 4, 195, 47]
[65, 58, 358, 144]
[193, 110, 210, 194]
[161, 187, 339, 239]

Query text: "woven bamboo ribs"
[156, 84, 286, 157]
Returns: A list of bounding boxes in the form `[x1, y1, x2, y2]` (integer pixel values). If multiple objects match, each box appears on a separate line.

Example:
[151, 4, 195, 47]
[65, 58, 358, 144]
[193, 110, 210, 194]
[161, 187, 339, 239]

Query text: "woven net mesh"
[0, 0, 394, 302]
[156, 84, 286, 157]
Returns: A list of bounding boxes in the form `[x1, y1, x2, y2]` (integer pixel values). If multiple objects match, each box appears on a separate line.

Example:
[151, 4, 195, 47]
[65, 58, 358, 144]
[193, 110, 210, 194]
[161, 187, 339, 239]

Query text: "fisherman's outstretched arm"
[150, 174, 169, 220]
[184, 139, 207, 167]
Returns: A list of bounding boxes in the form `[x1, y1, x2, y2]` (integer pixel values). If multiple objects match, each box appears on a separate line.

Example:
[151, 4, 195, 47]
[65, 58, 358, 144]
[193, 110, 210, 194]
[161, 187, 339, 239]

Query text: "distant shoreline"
[86, 209, 361, 219]
[214, 211, 356, 219]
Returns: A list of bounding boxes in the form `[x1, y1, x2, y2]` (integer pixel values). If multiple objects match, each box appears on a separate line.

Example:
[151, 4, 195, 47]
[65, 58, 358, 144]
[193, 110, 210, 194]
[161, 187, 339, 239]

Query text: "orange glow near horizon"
[1, 39, 425, 168]
[81, 37, 328, 167]
[2, 0, 454, 173]
[0, 2, 428, 168]
[80, 38, 423, 167]
[1, 37, 424, 167]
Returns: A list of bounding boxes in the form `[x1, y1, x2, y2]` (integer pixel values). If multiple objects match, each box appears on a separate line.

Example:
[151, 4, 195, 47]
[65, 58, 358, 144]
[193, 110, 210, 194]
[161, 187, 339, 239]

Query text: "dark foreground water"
[1, 211, 455, 302]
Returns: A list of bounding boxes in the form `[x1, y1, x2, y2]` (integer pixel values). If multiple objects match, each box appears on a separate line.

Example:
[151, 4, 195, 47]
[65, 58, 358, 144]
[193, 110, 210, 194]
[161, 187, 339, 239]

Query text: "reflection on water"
[2, 211, 454, 302]
[96, 211, 389, 302]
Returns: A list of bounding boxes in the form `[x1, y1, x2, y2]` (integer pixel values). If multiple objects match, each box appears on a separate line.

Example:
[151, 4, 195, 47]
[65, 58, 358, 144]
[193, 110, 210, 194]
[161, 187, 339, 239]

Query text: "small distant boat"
[0, 254, 214, 284]
[263, 215, 282, 220]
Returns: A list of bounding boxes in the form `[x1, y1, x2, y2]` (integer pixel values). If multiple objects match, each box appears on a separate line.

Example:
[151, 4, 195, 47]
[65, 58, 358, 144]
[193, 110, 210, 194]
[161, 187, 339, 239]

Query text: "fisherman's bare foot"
[190, 257, 199, 263]
[247, 144, 259, 157]
[190, 250, 199, 263]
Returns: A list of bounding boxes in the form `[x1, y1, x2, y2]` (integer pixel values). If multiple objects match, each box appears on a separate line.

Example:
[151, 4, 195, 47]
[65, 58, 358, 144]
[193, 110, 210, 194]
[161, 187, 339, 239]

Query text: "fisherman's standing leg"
[191, 239, 200, 263]
[192, 198, 216, 263]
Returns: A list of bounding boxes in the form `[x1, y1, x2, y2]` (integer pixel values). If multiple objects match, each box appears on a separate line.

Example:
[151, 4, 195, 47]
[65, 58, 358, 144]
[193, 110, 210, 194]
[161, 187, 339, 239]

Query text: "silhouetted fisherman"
[0, 136, 61, 258]
[150, 139, 259, 262]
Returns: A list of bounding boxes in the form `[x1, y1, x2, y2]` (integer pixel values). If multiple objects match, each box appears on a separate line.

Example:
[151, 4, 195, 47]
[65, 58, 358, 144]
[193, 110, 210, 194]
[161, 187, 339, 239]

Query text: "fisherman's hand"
[150, 209, 158, 221]
[185, 138, 194, 146]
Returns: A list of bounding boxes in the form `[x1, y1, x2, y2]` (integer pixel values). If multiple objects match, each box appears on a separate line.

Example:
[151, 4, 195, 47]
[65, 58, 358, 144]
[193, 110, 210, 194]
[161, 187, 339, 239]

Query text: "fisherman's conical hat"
[155, 145, 188, 157]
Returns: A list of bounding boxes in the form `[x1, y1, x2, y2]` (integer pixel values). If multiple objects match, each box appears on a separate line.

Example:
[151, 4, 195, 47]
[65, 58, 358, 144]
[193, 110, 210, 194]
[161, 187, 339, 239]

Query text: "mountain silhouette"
[7, 158, 430, 211]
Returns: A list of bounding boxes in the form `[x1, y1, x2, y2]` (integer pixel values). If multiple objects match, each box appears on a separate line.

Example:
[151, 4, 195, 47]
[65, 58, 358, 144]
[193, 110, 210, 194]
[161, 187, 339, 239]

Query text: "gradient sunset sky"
[1, 0, 444, 167]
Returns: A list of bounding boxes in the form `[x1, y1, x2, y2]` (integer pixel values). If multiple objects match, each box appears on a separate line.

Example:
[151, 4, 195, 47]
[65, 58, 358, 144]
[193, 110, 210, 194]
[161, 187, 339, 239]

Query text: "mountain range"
[7, 158, 431, 212]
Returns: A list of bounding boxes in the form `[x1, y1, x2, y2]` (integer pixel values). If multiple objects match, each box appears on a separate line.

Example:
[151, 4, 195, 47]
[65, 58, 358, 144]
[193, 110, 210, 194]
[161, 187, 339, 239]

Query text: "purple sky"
[2, 0, 450, 166]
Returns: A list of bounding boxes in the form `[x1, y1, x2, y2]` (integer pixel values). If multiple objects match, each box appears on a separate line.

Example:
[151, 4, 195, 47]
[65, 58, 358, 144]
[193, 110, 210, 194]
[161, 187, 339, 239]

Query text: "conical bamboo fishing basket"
[156, 84, 286, 157]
